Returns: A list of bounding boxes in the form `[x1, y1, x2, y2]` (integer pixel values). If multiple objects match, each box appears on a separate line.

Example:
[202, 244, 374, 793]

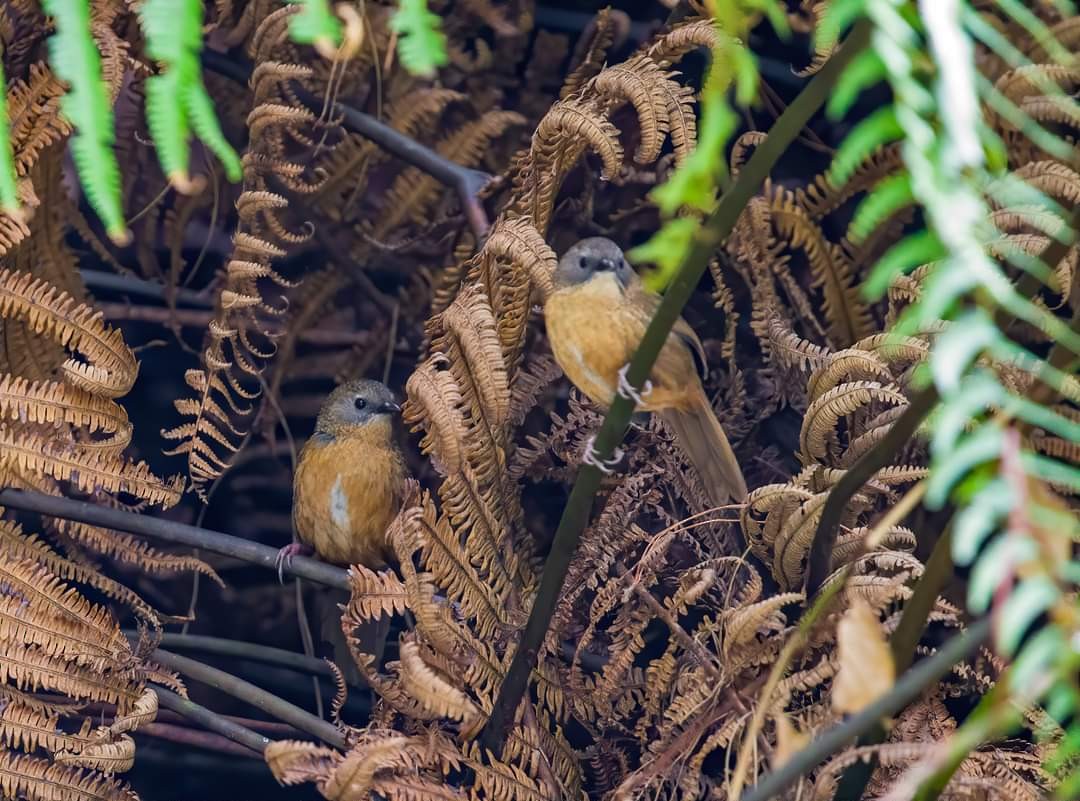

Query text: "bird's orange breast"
[293, 427, 405, 567]
[544, 274, 698, 412]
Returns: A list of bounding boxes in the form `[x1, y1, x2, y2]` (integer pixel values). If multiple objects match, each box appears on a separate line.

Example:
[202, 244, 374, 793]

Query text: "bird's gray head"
[554, 237, 636, 289]
[316, 379, 401, 434]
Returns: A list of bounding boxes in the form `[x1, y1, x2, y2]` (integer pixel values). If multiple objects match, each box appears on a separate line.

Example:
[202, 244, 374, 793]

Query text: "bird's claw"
[617, 364, 652, 406]
[275, 542, 312, 584]
[582, 434, 624, 475]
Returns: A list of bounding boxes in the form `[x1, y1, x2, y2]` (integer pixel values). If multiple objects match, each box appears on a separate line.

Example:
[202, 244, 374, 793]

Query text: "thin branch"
[738, 617, 991, 801]
[150, 648, 347, 749]
[477, 18, 875, 755]
[81, 269, 213, 307]
[0, 488, 350, 590]
[96, 302, 371, 346]
[138, 720, 265, 759]
[127, 632, 358, 683]
[153, 686, 272, 755]
[200, 49, 495, 242]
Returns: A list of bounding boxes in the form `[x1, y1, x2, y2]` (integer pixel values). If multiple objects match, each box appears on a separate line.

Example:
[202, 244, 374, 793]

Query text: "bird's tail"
[659, 384, 748, 507]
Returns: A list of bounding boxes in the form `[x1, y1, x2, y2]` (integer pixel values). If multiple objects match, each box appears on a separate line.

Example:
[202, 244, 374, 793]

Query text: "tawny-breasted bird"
[279, 379, 406, 675]
[279, 379, 407, 571]
[544, 237, 748, 505]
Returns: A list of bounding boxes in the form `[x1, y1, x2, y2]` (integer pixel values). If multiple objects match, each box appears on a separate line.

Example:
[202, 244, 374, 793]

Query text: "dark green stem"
[149, 648, 347, 749]
[739, 617, 990, 801]
[477, 17, 875, 755]
[152, 686, 272, 754]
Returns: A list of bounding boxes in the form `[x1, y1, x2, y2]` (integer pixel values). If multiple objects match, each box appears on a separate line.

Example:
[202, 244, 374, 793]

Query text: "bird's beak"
[598, 258, 617, 272]
[378, 400, 402, 414]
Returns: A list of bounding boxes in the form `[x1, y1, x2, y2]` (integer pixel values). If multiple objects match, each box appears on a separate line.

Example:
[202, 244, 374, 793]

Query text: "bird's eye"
[579, 257, 588, 269]
[354, 397, 367, 411]
[618, 258, 625, 269]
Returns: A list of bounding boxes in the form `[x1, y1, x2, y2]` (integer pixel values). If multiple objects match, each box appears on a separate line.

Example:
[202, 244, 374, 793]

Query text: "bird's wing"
[626, 283, 709, 382]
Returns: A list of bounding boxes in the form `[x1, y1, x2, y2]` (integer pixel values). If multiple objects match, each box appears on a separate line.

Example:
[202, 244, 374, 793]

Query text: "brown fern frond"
[0, 749, 137, 801]
[0, 270, 137, 397]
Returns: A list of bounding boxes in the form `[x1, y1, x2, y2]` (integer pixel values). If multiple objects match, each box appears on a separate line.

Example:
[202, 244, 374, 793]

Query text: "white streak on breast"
[329, 475, 350, 530]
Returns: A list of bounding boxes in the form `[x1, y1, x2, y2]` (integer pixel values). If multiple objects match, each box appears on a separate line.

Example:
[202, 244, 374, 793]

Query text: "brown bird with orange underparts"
[543, 237, 748, 505]
[277, 379, 407, 674]
[278, 378, 407, 571]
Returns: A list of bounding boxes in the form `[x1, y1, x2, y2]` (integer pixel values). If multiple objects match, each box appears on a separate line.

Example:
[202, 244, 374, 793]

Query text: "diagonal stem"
[152, 686, 272, 754]
[477, 17, 875, 755]
[149, 648, 347, 749]
[739, 617, 991, 801]
[200, 49, 494, 242]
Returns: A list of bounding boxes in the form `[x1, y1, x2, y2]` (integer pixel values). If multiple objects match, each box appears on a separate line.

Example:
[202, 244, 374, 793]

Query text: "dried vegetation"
[0, 1, 1076, 800]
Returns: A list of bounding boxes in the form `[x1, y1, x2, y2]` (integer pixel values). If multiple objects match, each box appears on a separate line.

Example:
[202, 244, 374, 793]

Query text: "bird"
[280, 378, 406, 570]
[278, 378, 407, 677]
[543, 236, 748, 505]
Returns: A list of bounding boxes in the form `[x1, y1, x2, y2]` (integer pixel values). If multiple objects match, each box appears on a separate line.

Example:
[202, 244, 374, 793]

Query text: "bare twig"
[81, 269, 213, 307]
[739, 618, 991, 801]
[138, 720, 265, 759]
[200, 49, 495, 242]
[152, 686, 272, 755]
[477, 18, 875, 755]
[0, 488, 350, 590]
[150, 649, 347, 749]
[128, 632, 357, 683]
[95, 302, 371, 346]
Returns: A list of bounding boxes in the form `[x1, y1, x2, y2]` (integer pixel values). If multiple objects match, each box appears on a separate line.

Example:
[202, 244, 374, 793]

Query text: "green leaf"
[0, 59, 22, 214]
[951, 478, 1012, 567]
[863, 229, 946, 298]
[847, 171, 913, 244]
[1021, 452, 1080, 494]
[930, 310, 1000, 393]
[997, 576, 1060, 658]
[967, 532, 1035, 613]
[828, 48, 887, 120]
[287, 0, 343, 51]
[1008, 626, 1062, 695]
[931, 370, 1001, 454]
[144, 69, 191, 184]
[927, 424, 1003, 509]
[828, 105, 904, 189]
[42, 0, 128, 242]
[183, 79, 243, 181]
[629, 217, 698, 293]
[139, 0, 242, 186]
[390, 0, 448, 78]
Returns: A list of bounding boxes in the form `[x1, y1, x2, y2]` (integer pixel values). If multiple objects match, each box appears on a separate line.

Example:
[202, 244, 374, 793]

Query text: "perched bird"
[280, 378, 406, 570]
[544, 237, 748, 505]
[279, 379, 407, 675]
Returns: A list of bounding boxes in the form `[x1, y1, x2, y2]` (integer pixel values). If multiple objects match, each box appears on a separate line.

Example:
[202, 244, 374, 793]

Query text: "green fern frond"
[828, 106, 903, 190]
[41, 0, 128, 243]
[286, 0, 343, 56]
[390, 0, 448, 78]
[139, 0, 242, 188]
[847, 171, 914, 244]
[0, 60, 21, 215]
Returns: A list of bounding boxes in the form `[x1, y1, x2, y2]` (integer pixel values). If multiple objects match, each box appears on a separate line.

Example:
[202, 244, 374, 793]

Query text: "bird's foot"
[617, 364, 652, 406]
[582, 434, 624, 475]
[275, 542, 314, 584]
